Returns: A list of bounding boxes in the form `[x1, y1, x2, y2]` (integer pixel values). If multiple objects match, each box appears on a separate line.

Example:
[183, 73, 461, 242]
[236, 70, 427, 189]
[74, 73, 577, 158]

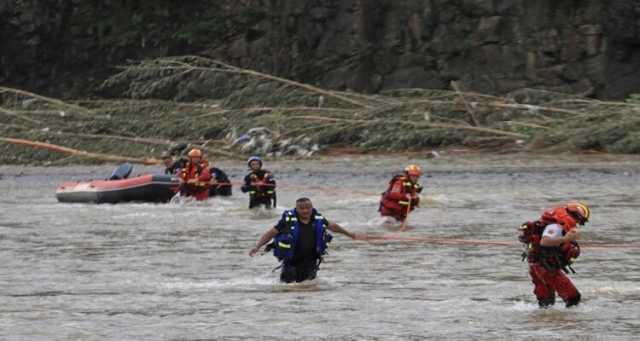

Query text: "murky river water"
[1, 154, 639, 340]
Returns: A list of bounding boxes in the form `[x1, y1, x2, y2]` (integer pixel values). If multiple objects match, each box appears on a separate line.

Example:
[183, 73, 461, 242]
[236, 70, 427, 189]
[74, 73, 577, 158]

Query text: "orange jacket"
[179, 160, 212, 187]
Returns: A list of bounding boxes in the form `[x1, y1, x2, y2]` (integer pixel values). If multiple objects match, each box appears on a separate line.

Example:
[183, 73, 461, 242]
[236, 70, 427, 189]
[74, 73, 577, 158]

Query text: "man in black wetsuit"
[161, 152, 186, 176]
[209, 166, 232, 197]
[241, 156, 276, 209]
[249, 197, 359, 283]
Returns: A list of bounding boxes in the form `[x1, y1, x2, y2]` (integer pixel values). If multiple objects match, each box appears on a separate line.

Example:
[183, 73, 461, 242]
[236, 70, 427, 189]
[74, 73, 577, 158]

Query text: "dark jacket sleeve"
[273, 216, 287, 232]
[241, 173, 252, 193]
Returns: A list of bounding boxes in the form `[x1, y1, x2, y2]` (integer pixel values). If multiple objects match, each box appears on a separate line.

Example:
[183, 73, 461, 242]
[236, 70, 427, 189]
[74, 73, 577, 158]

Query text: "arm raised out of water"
[249, 227, 278, 257]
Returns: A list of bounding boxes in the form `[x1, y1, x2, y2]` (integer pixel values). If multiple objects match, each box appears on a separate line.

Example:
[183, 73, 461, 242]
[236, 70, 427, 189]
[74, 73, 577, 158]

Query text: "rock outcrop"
[2, 0, 640, 99]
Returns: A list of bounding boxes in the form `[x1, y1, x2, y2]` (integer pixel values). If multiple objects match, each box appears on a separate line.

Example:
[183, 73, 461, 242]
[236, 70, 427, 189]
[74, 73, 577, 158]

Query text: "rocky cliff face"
[2, 0, 640, 99]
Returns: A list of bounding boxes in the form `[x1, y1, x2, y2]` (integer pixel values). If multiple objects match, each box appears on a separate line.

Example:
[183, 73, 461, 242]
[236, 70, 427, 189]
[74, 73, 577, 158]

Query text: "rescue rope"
[361, 234, 640, 250]
[400, 201, 411, 231]
[217, 180, 380, 196]
[0, 137, 158, 165]
[363, 234, 517, 247]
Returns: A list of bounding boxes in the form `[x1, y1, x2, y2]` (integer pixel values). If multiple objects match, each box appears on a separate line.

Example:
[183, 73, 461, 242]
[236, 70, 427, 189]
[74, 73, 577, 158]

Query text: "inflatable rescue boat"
[55, 164, 179, 203]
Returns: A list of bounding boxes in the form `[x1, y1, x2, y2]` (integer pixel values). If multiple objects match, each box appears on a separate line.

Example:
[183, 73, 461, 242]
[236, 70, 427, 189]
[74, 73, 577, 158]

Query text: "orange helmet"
[404, 164, 422, 177]
[188, 148, 202, 158]
[565, 202, 590, 225]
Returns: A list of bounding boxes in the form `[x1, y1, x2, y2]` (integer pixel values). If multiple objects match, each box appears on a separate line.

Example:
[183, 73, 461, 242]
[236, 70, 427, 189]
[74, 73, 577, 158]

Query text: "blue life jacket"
[272, 208, 332, 261]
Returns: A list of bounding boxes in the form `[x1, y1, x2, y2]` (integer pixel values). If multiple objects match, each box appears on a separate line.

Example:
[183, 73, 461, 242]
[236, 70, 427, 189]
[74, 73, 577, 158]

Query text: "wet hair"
[296, 197, 312, 206]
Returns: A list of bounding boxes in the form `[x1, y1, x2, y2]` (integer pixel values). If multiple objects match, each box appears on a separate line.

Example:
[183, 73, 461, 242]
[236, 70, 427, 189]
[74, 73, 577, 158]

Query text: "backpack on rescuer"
[384, 174, 423, 195]
[379, 174, 422, 210]
[518, 208, 581, 274]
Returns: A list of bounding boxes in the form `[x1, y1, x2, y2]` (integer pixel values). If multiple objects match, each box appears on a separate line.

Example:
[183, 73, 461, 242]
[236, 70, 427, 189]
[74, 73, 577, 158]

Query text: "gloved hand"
[560, 241, 580, 263]
[518, 222, 530, 243]
[410, 195, 420, 207]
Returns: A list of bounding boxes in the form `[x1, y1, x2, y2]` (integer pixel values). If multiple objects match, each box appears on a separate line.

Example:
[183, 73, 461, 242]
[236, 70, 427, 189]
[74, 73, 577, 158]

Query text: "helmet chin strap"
[567, 211, 586, 226]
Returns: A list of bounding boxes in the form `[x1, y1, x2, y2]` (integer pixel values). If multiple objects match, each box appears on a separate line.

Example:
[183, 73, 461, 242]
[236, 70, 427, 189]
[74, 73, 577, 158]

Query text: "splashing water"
[1, 154, 639, 339]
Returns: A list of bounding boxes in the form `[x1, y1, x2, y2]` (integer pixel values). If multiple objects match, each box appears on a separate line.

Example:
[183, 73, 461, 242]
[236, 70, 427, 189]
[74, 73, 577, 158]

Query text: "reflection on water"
[1, 154, 639, 340]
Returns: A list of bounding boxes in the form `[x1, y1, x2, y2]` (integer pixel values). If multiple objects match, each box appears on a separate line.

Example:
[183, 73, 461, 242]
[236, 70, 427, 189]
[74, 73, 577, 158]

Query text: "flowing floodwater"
[1, 154, 640, 340]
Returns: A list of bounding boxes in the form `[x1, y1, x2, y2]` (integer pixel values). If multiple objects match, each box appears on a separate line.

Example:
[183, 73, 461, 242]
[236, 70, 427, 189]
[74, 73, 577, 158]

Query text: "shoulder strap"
[401, 177, 414, 190]
[312, 212, 330, 255]
[279, 209, 297, 231]
[385, 175, 403, 192]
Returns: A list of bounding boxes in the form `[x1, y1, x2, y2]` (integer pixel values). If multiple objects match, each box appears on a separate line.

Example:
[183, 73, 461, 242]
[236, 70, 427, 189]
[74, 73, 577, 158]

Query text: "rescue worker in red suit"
[178, 148, 212, 201]
[519, 202, 590, 308]
[379, 164, 423, 222]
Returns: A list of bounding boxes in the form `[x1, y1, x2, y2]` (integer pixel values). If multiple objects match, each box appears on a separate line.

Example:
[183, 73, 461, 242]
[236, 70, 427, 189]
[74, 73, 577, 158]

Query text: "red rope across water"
[228, 180, 380, 196]
[360, 234, 640, 251]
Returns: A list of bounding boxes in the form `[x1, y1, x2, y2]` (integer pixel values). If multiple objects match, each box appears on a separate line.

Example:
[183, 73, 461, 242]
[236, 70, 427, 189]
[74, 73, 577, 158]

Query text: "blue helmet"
[247, 156, 262, 168]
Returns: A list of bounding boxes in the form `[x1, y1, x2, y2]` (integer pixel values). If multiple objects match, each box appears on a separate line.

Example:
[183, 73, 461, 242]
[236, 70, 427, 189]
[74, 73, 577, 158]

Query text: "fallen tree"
[1, 56, 639, 164]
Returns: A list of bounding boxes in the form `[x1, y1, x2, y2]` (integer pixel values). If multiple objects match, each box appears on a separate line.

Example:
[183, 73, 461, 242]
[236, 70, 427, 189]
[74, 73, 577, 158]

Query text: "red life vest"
[179, 160, 212, 200]
[546, 207, 579, 232]
[380, 174, 422, 212]
[247, 170, 275, 198]
[519, 206, 580, 272]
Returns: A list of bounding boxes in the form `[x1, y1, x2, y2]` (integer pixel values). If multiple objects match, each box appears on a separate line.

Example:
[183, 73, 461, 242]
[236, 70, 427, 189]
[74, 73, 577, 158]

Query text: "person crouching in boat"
[249, 197, 359, 283]
[178, 148, 212, 201]
[379, 164, 423, 224]
[241, 156, 276, 209]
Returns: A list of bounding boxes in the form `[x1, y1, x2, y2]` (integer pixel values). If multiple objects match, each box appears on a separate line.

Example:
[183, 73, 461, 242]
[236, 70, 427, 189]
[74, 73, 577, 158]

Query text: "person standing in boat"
[209, 166, 232, 197]
[241, 156, 276, 209]
[249, 197, 359, 283]
[178, 148, 212, 201]
[161, 151, 186, 176]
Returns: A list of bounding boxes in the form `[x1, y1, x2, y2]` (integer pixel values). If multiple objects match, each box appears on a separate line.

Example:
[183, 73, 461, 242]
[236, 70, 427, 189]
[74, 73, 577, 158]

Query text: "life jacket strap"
[278, 241, 291, 249]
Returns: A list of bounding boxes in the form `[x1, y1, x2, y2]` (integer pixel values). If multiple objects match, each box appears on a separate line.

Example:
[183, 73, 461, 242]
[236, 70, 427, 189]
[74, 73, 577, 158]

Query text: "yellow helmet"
[404, 164, 422, 177]
[187, 148, 202, 158]
[566, 202, 590, 225]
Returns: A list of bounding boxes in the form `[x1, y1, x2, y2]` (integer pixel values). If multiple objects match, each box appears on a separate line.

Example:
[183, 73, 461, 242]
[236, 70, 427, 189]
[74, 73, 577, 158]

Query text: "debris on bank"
[228, 127, 319, 157]
[1, 56, 640, 165]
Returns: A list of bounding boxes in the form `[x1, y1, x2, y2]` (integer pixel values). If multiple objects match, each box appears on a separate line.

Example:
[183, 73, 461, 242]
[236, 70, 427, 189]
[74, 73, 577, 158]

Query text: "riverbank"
[2, 148, 639, 174]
